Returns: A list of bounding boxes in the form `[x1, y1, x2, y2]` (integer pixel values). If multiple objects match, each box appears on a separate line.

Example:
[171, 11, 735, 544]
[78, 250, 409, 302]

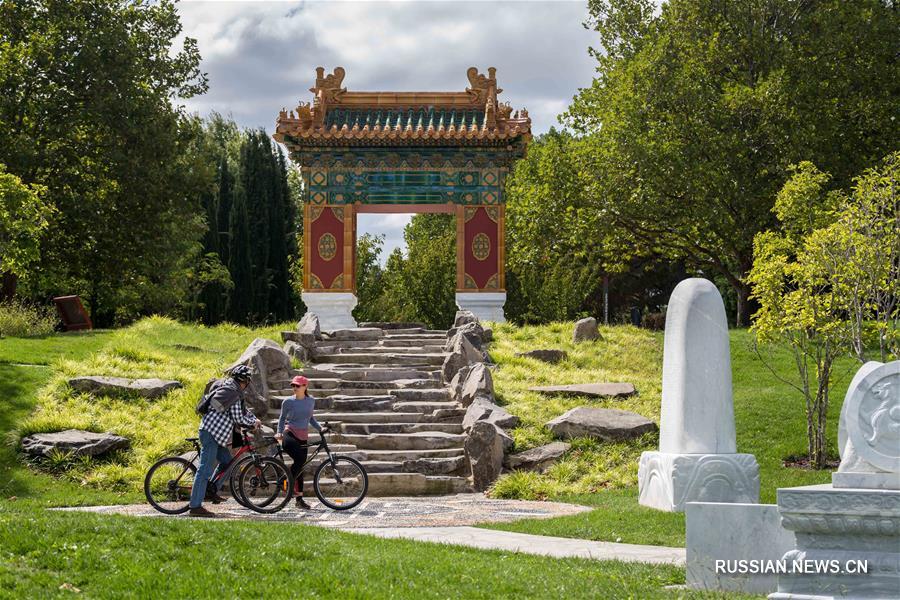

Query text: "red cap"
[291, 375, 309, 387]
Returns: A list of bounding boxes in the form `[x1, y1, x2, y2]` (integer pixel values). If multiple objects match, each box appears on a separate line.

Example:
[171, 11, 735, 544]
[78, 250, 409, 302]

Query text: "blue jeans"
[189, 428, 233, 509]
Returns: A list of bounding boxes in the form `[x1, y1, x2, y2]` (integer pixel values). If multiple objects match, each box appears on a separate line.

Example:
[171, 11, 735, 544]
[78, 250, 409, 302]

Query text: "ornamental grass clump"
[0, 299, 57, 338]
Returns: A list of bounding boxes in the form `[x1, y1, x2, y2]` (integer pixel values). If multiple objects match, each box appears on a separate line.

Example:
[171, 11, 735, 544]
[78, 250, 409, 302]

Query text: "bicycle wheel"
[236, 457, 293, 514]
[227, 455, 257, 510]
[144, 457, 197, 515]
[314, 456, 368, 510]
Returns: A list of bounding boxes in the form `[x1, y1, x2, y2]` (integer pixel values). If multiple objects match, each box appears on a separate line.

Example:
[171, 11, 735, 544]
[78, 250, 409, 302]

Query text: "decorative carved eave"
[274, 66, 532, 148]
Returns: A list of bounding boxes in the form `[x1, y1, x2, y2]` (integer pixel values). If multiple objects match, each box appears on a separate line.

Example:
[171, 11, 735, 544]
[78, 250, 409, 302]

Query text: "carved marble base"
[638, 452, 760, 512]
[455, 292, 506, 323]
[769, 484, 900, 600]
[300, 293, 357, 331]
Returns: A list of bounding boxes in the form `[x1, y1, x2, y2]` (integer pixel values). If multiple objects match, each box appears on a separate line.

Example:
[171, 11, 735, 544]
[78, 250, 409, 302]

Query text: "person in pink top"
[275, 375, 322, 509]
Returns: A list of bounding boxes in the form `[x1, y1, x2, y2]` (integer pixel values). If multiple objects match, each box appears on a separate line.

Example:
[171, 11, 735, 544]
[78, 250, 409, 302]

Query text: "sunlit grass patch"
[16, 316, 289, 492]
[487, 322, 663, 497]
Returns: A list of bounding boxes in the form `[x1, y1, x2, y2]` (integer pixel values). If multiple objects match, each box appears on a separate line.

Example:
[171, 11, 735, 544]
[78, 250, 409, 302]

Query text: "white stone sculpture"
[834, 360, 900, 490]
[769, 361, 899, 600]
[638, 278, 760, 512]
[300, 292, 358, 330]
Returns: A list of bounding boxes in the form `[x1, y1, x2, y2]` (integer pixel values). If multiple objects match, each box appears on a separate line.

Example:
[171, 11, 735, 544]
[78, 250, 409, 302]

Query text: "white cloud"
[177, 0, 597, 256]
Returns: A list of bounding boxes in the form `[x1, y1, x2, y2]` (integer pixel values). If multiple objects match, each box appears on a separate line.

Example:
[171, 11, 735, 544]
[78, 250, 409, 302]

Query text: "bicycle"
[249, 423, 368, 511]
[144, 425, 290, 515]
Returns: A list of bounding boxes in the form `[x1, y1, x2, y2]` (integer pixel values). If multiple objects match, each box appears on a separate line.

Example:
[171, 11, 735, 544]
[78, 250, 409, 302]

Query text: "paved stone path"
[60, 494, 685, 565]
[62, 494, 588, 527]
[354, 527, 685, 566]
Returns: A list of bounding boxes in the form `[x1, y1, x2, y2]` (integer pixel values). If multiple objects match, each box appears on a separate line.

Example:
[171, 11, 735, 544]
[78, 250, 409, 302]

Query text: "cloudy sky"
[177, 0, 598, 259]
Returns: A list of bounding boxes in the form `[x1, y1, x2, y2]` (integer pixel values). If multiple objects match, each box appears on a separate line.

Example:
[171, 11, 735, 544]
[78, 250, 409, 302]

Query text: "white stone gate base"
[638, 452, 760, 512]
[301, 292, 358, 330]
[455, 292, 506, 323]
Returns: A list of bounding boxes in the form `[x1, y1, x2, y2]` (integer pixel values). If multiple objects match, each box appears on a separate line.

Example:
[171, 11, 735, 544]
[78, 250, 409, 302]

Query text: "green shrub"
[0, 299, 57, 337]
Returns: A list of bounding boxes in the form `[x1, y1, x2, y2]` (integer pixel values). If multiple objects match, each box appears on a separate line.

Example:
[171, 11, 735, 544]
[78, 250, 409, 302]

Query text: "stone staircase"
[266, 325, 472, 496]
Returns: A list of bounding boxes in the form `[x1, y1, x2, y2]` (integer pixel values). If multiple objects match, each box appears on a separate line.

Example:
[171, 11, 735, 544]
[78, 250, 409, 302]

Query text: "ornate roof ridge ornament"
[274, 66, 531, 148]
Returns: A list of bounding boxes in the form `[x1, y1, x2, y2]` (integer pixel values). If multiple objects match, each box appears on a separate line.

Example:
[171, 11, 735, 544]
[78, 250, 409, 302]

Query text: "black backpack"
[195, 378, 223, 415]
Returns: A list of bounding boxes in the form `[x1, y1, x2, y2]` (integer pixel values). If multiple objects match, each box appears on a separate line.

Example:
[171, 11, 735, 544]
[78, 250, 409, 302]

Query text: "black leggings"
[282, 431, 308, 495]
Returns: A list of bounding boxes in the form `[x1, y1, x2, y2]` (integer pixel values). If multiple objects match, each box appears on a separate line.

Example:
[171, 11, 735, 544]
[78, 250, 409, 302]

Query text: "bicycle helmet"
[229, 364, 253, 383]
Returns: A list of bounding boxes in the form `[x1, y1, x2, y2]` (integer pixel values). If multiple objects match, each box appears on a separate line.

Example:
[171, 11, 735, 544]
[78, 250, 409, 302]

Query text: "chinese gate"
[274, 67, 531, 328]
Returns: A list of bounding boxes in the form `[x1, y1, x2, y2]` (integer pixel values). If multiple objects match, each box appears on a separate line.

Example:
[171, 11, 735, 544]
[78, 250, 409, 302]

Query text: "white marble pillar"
[770, 360, 899, 600]
[300, 292, 357, 331]
[638, 278, 760, 512]
[455, 292, 506, 323]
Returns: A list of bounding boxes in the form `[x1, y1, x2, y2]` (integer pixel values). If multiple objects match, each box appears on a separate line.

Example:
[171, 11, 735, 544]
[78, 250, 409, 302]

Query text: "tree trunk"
[0, 272, 17, 301]
[734, 282, 751, 328]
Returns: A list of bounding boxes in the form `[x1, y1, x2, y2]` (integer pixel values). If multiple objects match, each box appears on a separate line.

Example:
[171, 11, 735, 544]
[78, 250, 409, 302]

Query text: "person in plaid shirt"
[188, 365, 260, 518]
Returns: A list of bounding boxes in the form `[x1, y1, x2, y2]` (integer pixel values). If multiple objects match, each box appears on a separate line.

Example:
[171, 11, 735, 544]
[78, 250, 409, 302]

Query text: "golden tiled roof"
[274, 67, 532, 147]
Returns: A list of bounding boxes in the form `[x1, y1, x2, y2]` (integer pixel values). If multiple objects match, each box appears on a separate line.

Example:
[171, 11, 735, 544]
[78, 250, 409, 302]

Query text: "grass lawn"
[0, 330, 115, 366]
[480, 324, 854, 547]
[0, 318, 759, 599]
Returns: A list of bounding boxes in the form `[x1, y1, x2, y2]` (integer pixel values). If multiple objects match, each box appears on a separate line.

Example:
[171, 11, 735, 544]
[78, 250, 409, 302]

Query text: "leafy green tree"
[0, 0, 208, 325]
[352, 233, 387, 323]
[569, 0, 900, 325]
[0, 165, 50, 299]
[401, 214, 457, 329]
[506, 130, 630, 323]
[750, 155, 899, 468]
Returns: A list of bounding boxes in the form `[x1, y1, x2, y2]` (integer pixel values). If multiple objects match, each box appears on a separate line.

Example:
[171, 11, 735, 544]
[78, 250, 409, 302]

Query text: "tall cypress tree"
[216, 154, 233, 270]
[267, 143, 292, 320]
[239, 131, 271, 321]
[227, 173, 253, 323]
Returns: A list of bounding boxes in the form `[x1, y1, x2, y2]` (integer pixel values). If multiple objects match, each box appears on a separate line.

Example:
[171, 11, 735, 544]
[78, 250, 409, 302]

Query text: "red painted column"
[304, 204, 355, 292]
[456, 205, 504, 292]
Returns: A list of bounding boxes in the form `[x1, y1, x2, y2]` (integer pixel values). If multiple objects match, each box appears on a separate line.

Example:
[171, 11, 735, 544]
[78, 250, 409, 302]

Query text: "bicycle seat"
[261, 436, 278, 443]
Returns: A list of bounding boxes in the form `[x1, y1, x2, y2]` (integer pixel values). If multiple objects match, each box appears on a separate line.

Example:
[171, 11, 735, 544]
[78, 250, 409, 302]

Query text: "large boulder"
[297, 313, 322, 341]
[506, 442, 571, 473]
[448, 364, 473, 403]
[529, 383, 637, 399]
[465, 420, 513, 492]
[458, 363, 494, 407]
[573, 317, 601, 343]
[515, 349, 568, 364]
[283, 340, 309, 364]
[445, 320, 485, 350]
[547, 407, 657, 441]
[441, 333, 483, 383]
[454, 310, 480, 328]
[21, 429, 130, 458]
[68, 376, 182, 400]
[462, 395, 520, 431]
[231, 338, 292, 415]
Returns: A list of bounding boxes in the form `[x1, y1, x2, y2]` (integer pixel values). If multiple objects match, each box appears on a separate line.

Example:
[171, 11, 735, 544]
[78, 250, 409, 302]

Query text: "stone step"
[299, 472, 471, 496]
[392, 401, 461, 414]
[382, 333, 446, 341]
[314, 345, 445, 356]
[267, 395, 394, 415]
[330, 368, 440, 382]
[315, 411, 463, 425]
[316, 411, 427, 424]
[313, 353, 446, 366]
[322, 328, 384, 341]
[311, 339, 441, 350]
[390, 388, 451, 402]
[360, 447, 466, 461]
[271, 378, 444, 393]
[335, 422, 464, 435]
[335, 432, 467, 450]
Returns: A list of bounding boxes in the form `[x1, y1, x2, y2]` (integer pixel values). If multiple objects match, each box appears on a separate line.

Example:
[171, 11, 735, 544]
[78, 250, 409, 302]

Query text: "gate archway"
[274, 66, 531, 329]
